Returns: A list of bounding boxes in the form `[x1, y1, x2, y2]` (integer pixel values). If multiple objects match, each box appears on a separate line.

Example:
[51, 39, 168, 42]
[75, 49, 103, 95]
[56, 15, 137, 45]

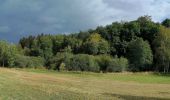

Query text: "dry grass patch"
[0, 68, 170, 100]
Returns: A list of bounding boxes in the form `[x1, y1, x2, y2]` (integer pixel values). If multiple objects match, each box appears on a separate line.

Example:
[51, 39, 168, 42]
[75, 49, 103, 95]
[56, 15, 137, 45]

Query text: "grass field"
[0, 68, 170, 100]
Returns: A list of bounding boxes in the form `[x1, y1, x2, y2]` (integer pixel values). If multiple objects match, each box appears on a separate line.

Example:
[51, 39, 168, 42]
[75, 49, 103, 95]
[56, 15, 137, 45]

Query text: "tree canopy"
[1, 16, 170, 73]
[127, 38, 153, 71]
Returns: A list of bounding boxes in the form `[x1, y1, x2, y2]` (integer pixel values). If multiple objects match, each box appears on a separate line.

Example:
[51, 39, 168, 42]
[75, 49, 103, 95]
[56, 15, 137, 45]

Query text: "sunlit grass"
[18, 68, 170, 84]
[0, 68, 170, 100]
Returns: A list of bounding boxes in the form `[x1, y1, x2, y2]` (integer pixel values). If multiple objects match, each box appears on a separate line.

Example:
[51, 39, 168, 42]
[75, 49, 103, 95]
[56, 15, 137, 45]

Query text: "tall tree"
[38, 36, 53, 61]
[127, 38, 153, 71]
[162, 18, 170, 28]
[120, 21, 140, 41]
[137, 16, 160, 43]
[84, 33, 110, 55]
[153, 26, 170, 72]
[52, 35, 64, 54]
[63, 36, 82, 54]
[0, 41, 18, 67]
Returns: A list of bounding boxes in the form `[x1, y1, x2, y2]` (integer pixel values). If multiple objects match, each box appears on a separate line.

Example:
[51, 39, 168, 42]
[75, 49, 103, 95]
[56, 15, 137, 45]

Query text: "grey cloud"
[0, 0, 170, 42]
[0, 26, 10, 33]
[102, 0, 170, 21]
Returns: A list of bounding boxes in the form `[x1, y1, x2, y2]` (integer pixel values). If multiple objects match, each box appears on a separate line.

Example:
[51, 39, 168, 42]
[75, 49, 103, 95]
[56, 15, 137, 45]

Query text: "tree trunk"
[2, 60, 4, 67]
[163, 57, 166, 73]
[167, 62, 170, 73]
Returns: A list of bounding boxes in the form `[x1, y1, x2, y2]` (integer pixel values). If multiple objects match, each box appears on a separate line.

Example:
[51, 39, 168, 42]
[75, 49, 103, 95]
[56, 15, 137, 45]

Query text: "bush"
[47, 52, 73, 70]
[106, 57, 128, 72]
[59, 63, 66, 71]
[31, 57, 45, 68]
[95, 55, 128, 72]
[14, 55, 29, 68]
[14, 55, 44, 68]
[64, 54, 100, 72]
[0, 41, 18, 67]
[95, 55, 113, 72]
[47, 53, 128, 73]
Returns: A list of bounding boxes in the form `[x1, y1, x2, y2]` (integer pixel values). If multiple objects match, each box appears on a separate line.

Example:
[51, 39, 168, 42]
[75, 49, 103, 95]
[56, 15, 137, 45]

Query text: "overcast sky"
[0, 0, 170, 42]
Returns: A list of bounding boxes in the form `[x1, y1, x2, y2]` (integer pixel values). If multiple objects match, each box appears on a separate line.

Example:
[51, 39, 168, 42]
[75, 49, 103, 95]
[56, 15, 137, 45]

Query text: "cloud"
[0, 0, 170, 42]
[102, 0, 170, 21]
[0, 26, 10, 33]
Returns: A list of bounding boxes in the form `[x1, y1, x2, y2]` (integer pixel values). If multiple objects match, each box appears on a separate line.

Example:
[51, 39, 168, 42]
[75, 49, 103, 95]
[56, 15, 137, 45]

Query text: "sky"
[0, 0, 170, 42]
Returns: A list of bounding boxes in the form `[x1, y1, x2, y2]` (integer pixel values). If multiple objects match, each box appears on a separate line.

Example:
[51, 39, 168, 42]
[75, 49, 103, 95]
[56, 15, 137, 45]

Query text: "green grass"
[19, 68, 170, 84]
[0, 68, 170, 100]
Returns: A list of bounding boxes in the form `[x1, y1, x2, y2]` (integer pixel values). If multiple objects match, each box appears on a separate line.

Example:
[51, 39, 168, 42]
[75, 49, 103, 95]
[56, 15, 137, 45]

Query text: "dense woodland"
[1, 16, 170, 73]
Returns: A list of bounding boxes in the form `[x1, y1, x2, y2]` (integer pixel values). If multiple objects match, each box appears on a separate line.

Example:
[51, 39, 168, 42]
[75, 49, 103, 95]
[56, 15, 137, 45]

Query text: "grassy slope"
[0, 68, 170, 100]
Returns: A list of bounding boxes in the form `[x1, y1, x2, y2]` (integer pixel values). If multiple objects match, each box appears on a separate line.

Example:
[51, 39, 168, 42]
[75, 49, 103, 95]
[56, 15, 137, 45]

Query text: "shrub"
[14, 55, 44, 68]
[106, 57, 128, 72]
[31, 57, 45, 68]
[47, 52, 73, 70]
[0, 41, 18, 67]
[95, 55, 113, 72]
[47, 53, 128, 73]
[59, 63, 66, 71]
[64, 54, 100, 72]
[95, 55, 128, 72]
[14, 55, 27, 68]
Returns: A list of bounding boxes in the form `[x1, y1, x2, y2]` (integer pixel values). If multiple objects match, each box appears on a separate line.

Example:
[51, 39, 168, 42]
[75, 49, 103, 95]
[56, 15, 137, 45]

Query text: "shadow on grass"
[153, 72, 170, 77]
[102, 93, 170, 100]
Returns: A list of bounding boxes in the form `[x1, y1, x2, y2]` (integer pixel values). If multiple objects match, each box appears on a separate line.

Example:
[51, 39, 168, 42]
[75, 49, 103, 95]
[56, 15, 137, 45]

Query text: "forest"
[1, 16, 170, 73]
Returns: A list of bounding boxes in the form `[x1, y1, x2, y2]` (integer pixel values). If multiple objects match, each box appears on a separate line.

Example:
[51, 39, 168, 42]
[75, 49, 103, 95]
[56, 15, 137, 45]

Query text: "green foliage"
[38, 36, 53, 60]
[59, 63, 66, 71]
[121, 21, 140, 41]
[98, 39, 110, 54]
[63, 36, 82, 53]
[77, 31, 90, 41]
[15, 16, 170, 73]
[0, 41, 18, 67]
[64, 54, 100, 72]
[84, 33, 110, 55]
[116, 41, 128, 57]
[14, 55, 44, 68]
[162, 18, 170, 28]
[127, 38, 153, 71]
[95, 55, 113, 72]
[62, 46, 72, 53]
[84, 42, 98, 55]
[96, 55, 128, 72]
[19, 36, 35, 48]
[153, 26, 170, 73]
[29, 39, 41, 56]
[52, 35, 64, 54]
[106, 57, 128, 72]
[31, 57, 45, 69]
[137, 16, 160, 43]
[47, 52, 73, 70]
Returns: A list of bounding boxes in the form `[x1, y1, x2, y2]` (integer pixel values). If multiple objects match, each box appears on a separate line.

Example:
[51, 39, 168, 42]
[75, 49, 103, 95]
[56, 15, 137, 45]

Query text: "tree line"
[1, 16, 170, 73]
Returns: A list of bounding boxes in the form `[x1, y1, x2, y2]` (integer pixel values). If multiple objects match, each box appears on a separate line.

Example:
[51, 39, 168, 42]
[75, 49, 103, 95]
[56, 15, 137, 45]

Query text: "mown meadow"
[1, 16, 170, 100]
[0, 68, 170, 100]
